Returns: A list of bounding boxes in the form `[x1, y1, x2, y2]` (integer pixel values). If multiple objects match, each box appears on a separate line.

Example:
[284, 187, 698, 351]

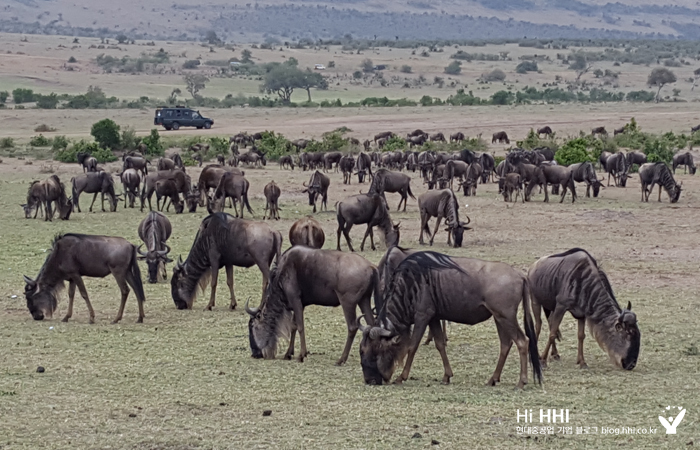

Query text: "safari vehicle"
[154, 107, 214, 131]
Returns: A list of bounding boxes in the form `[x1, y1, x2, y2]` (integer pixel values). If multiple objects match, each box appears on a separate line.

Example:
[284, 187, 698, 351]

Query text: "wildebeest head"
[445, 216, 471, 248]
[358, 318, 407, 385]
[591, 178, 604, 198]
[138, 244, 172, 284]
[302, 182, 321, 206]
[671, 182, 682, 203]
[23, 275, 58, 321]
[245, 289, 294, 360]
[618, 172, 628, 187]
[170, 256, 193, 310]
[594, 301, 640, 370]
[21, 203, 35, 219]
[186, 189, 199, 212]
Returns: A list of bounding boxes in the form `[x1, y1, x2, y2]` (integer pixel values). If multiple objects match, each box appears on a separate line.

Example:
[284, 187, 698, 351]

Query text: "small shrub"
[555, 137, 593, 165]
[120, 126, 139, 151]
[444, 61, 462, 75]
[482, 69, 506, 82]
[400, 65, 412, 74]
[34, 124, 56, 132]
[12, 88, 36, 103]
[183, 59, 201, 69]
[140, 129, 164, 157]
[0, 91, 8, 103]
[29, 135, 51, 147]
[91, 118, 121, 150]
[256, 131, 291, 160]
[352, 70, 363, 79]
[51, 135, 69, 151]
[0, 137, 14, 149]
[56, 140, 117, 163]
[68, 56, 77, 63]
[516, 61, 538, 74]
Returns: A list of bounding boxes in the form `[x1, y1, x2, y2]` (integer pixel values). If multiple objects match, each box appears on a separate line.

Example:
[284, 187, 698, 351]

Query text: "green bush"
[120, 126, 139, 151]
[382, 136, 407, 152]
[12, 88, 36, 103]
[446, 89, 483, 106]
[91, 119, 121, 150]
[490, 90, 514, 105]
[29, 135, 52, 147]
[256, 131, 291, 160]
[36, 93, 59, 109]
[140, 129, 164, 157]
[444, 61, 462, 75]
[52, 135, 69, 151]
[400, 65, 412, 73]
[644, 139, 674, 163]
[0, 91, 8, 103]
[516, 61, 538, 74]
[516, 129, 559, 152]
[482, 69, 506, 82]
[55, 141, 117, 163]
[0, 137, 14, 149]
[555, 137, 594, 165]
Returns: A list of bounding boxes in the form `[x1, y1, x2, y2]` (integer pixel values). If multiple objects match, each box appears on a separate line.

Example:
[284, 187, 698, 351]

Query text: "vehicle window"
[175, 110, 182, 117]
[192, 112, 200, 119]
[165, 110, 173, 118]
[183, 110, 191, 118]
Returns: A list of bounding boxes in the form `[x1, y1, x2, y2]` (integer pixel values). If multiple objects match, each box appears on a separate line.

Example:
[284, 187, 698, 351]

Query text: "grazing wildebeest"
[450, 132, 465, 142]
[231, 133, 252, 148]
[614, 126, 626, 136]
[229, 142, 239, 156]
[691, 124, 700, 133]
[142, 169, 191, 212]
[499, 173, 524, 203]
[123, 156, 150, 176]
[458, 162, 483, 197]
[443, 160, 469, 190]
[430, 132, 446, 142]
[363, 139, 371, 151]
[120, 168, 141, 208]
[376, 137, 388, 149]
[189, 143, 210, 153]
[291, 139, 309, 152]
[359, 251, 542, 388]
[527, 165, 577, 203]
[537, 126, 553, 137]
[639, 162, 682, 203]
[605, 152, 629, 187]
[426, 164, 448, 190]
[339, 154, 355, 184]
[77, 152, 98, 172]
[192, 153, 203, 167]
[505, 152, 546, 201]
[23, 234, 146, 323]
[407, 129, 426, 137]
[336, 194, 400, 252]
[356, 152, 372, 183]
[459, 148, 477, 165]
[171, 213, 282, 310]
[492, 131, 509, 144]
[238, 152, 266, 167]
[137, 211, 172, 284]
[289, 216, 325, 248]
[570, 162, 603, 198]
[302, 170, 330, 213]
[528, 248, 640, 370]
[279, 155, 295, 170]
[155, 179, 184, 214]
[263, 181, 281, 220]
[246, 246, 379, 364]
[478, 152, 495, 183]
[367, 169, 416, 212]
[306, 152, 325, 170]
[592, 126, 608, 136]
[22, 175, 73, 221]
[72, 172, 118, 213]
[418, 189, 470, 247]
[195, 164, 242, 206]
[323, 151, 343, 172]
[408, 134, 427, 147]
[349, 137, 361, 146]
[210, 171, 253, 217]
[227, 155, 239, 167]
[216, 154, 225, 165]
[374, 131, 394, 143]
[626, 150, 647, 168]
[672, 151, 696, 175]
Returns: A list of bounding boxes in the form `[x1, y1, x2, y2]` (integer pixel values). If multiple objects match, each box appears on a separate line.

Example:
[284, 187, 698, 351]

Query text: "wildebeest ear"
[390, 335, 401, 345]
[626, 301, 631, 311]
[23, 275, 35, 285]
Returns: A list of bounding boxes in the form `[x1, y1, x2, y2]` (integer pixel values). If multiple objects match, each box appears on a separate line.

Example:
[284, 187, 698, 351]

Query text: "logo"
[658, 406, 686, 434]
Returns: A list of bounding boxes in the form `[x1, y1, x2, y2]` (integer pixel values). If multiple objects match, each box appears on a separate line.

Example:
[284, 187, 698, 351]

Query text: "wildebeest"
[504, 152, 546, 201]
[591, 126, 608, 136]
[336, 194, 400, 252]
[418, 189, 470, 247]
[528, 248, 640, 370]
[408, 134, 427, 147]
[492, 131, 510, 144]
[171, 213, 282, 310]
[291, 138, 309, 152]
[626, 150, 647, 168]
[639, 162, 682, 203]
[263, 181, 281, 220]
[359, 251, 542, 388]
[426, 164, 448, 190]
[443, 160, 469, 190]
[363, 139, 371, 151]
[195, 164, 242, 207]
[246, 246, 379, 364]
[210, 171, 253, 217]
[23, 234, 146, 323]
[155, 179, 184, 214]
[123, 156, 150, 176]
[22, 175, 73, 221]
[599, 150, 612, 172]
[672, 151, 696, 175]
[157, 157, 176, 171]
[238, 152, 266, 167]
[458, 162, 483, 197]
[529, 165, 577, 203]
[120, 168, 141, 208]
[376, 137, 388, 149]
[614, 126, 626, 136]
[605, 152, 629, 187]
[537, 126, 553, 137]
[374, 131, 394, 143]
[478, 152, 495, 183]
[499, 173, 524, 203]
[289, 216, 325, 248]
[216, 154, 225, 165]
[77, 152, 98, 172]
[323, 151, 343, 172]
[72, 172, 118, 213]
[407, 129, 426, 137]
[692, 124, 700, 133]
[367, 169, 416, 212]
[570, 162, 603, 198]
[142, 169, 191, 212]
[430, 132, 446, 142]
[355, 152, 372, 183]
[450, 132, 465, 142]
[279, 155, 295, 170]
[339, 154, 355, 184]
[137, 211, 172, 284]
[302, 170, 330, 213]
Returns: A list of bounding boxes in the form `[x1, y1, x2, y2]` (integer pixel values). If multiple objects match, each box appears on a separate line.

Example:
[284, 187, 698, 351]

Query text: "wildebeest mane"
[548, 248, 616, 302]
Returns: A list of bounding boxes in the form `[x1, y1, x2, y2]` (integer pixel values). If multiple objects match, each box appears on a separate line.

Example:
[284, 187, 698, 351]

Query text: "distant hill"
[2, 0, 700, 41]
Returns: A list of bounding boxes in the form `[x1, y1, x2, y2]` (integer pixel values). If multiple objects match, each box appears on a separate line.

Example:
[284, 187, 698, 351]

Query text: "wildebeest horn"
[369, 327, 393, 339]
[244, 297, 259, 316]
[137, 244, 148, 257]
[626, 301, 632, 311]
[462, 215, 471, 226]
[357, 316, 370, 333]
[23, 275, 35, 285]
[302, 181, 308, 187]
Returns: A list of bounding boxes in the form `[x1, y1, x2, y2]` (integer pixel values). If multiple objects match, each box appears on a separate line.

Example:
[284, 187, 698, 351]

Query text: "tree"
[36, 93, 59, 109]
[648, 67, 677, 102]
[568, 54, 592, 82]
[361, 58, 374, 73]
[91, 119, 121, 150]
[0, 91, 8, 104]
[183, 74, 209, 98]
[241, 49, 253, 64]
[205, 30, 221, 45]
[482, 69, 506, 82]
[299, 70, 328, 102]
[116, 34, 128, 44]
[168, 88, 181, 104]
[352, 70, 363, 79]
[692, 68, 700, 91]
[515, 61, 538, 74]
[491, 90, 514, 105]
[444, 61, 461, 75]
[400, 65, 412, 73]
[262, 65, 325, 104]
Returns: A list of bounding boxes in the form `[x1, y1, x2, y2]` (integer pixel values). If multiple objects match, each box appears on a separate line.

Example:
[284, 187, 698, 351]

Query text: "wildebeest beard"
[249, 269, 295, 359]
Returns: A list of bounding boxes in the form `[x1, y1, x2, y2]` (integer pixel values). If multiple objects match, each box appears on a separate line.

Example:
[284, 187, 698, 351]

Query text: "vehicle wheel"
[164, 125, 172, 131]
[172, 122, 180, 130]
[204, 122, 211, 130]
[196, 126, 202, 129]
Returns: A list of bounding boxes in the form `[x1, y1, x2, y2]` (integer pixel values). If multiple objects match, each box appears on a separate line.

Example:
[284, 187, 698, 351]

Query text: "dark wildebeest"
[227, 155, 239, 167]
[323, 151, 343, 173]
[570, 162, 603, 198]
[336, 194, 400, 252]
[142, 169, 191, 212]
[450, 132, 465, 143]
[504, 152, 546, 201]
[137, 211, 172, 284]
[216, 154, 225, 165]
[478, 152, 495, 183]
[639, 162, 682, 203]
[289, 216, 325, 249]
[528, 248, 640, 370]
[77, 152, 98, 173]
[339, 154, 355, 184]
[408, 134, 427, 147]
[263, 181, 281, 220]
[605, 152, 629, 187]
[626, 150, 647, 169]
[459, 148, 477, 165]
[418, 189, 471, 247]
[302, 170, 330, 213]
[430, 132, 446, 142]
[599, 150, 612, 172]
[537, 126, 553, 137]
[306, 152, 325, 170]
[23, 234, 146, 323]
[210, 172, 253, 217]
[492, 131, 510, 144]
[171, 213, 282, 311]
[72, 172, 118, 213]
[349, 137, 361, 146]
[356, 152, 373, 183]
[374, 131, 394, 143]
[692, 124, 700, 133]
[376, 137, 388, 149]
[672, 151, 696, 175]
[527, 165, 577, 203]
[592, 126, 608, 136]
[229, 142, 239, 156]
[120, 168, 141, 208]
[363, 139, 371, 151]
[614, 126, 626, 136]
[443, 160, 469, 190]
[458, 162, 483, 197]
[238, 152, 266, 167]
[196, 164, 242, 207]
[426, 164, 448, 190]
[367, 169, 416, 212]
[359, 251, 542, 388]
[157, 157, 175, 171]
[123, 156, 150, 176]
[192, 153, 203, 167]
[22, 175, 73, 221]
[291, 139, 309, 152]
[246, 246, 379, 364]
[535, 147, 556, 162]
[499, 173, 524, 203]
[407, 129, 426, 137]
[155, 179, 184, 214]
[279, 155, 295, 170]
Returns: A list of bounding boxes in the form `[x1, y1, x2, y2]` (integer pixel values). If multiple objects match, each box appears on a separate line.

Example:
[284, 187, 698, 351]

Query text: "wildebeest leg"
[225, 265, 236, 310]
[360, 225, 375, 252]
[100, 192, 106, 212]
[62, 281, 77, 322]
[429, 216, 443, 246]
[205, 265, 220, 311]
[576, 318, 588, 369]
[89, 192, 99, 212]
[342, 223, 354, 252]
[418, 212, 428, 245]
[657, 183, 662, 202]
[428, 319, 453, 384]
[112, 273, 131, 324]
[394, 319, 429, 384]
[44, 200, 54, 222]
[322, 193, 328, 211]
[73, 277, 96, 324]
[540, 304, 567, 365]
[283, 326, 297, 360]
[295, 307, 308, 362]
[336, 303, 359, 366]
[559, 183, 567, 203]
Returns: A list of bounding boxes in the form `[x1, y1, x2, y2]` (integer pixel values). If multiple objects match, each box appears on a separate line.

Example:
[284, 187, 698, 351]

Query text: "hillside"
[3, 0, 700, 41]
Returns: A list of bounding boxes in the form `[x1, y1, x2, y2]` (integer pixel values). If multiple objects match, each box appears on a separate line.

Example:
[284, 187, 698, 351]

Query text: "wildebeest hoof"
[579, 363, 588, 369]
[297, 356, 304, 362]
[204, 306, 213, 311]
[551, 354, 560, 361]
[61, 317, 70, 322]
[229, 303, 237, 310]
[393, 378, 404, 385]
[335, 360, 346, 366]
[441, 377, 451, 385]
[283, 353, 293, 360]
[486, 378, 498, 386]
[136, 318, 143, 324]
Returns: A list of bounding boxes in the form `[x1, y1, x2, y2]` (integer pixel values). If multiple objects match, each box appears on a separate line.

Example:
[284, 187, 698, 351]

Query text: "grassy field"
[0, 154, 699, 449]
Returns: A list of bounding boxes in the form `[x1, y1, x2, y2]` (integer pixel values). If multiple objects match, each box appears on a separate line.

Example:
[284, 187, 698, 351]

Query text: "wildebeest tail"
[128, 246, 147, 304]
[273, 231, 283, 264]
[243, 187, 254, 215]
[522, 278, 543, 385]
[406, 183, 416, 200]
[71, 178, 78, 209]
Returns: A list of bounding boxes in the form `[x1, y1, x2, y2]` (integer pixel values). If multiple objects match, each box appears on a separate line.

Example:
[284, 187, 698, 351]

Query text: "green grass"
[0, 162, 698, 449]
